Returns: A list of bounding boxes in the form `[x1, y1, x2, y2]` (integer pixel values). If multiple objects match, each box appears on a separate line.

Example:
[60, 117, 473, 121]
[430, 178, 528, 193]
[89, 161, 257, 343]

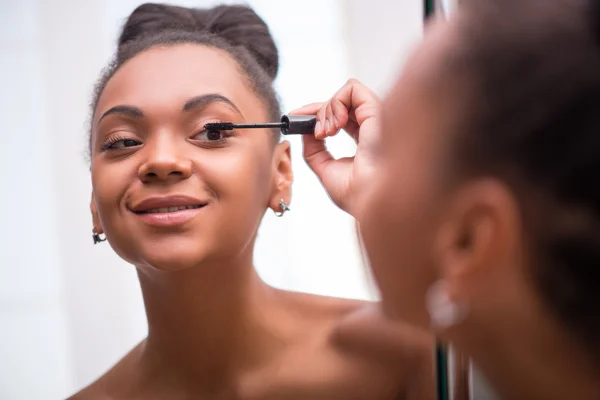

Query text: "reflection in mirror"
[0, 1, 432, 399]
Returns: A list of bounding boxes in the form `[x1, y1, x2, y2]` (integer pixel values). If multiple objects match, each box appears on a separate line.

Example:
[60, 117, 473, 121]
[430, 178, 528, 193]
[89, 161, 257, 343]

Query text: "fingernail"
[325, 120, 330, 135]
[315, 120, 322, 135]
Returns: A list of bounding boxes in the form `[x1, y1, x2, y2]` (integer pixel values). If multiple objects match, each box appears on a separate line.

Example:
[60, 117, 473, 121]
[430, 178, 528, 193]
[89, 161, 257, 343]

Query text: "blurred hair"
[449, 0, 600, 358]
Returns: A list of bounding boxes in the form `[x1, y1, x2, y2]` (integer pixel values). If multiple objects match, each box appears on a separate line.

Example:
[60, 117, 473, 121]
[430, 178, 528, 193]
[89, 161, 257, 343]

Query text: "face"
[90, 44, 291, 270]
[358, 20, 457, 327]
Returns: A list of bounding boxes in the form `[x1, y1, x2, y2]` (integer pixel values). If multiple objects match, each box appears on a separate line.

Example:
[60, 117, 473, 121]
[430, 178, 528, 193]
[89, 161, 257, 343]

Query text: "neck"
[136, 252, 294, 390]
[453, 320, 600, 400]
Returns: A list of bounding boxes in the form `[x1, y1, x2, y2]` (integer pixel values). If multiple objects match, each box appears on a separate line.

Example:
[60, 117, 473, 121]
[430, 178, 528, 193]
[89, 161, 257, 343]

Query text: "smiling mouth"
[134, 204, 206, 214]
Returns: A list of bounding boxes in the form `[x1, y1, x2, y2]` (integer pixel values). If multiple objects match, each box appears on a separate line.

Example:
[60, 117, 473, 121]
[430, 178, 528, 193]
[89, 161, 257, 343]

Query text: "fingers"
[319, 79, 378, 140]
[291, 99, 347, 140]
[330, 79, 380, 127]
[330, 95, 349, 132]
[290, 79, 380, 141]
[318, 103, 328, 139]
[301, 133, 333, 182]
[288, 102, 328, 139]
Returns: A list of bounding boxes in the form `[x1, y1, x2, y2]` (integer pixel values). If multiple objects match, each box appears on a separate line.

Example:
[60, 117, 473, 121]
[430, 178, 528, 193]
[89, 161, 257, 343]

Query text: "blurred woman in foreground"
[301, 0, 600, 398]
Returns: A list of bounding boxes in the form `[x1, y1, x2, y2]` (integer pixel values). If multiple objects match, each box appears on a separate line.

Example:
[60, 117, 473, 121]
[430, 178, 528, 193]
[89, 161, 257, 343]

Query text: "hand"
[290, 79, 381, 217]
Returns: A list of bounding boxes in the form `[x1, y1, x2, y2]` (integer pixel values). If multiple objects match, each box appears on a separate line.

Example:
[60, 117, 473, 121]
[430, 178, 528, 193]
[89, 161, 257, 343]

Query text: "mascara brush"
[205, 115, 317, 135]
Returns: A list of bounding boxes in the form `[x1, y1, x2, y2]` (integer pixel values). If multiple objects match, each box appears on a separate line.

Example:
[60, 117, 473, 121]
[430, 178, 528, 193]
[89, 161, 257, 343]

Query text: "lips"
[130, 195, 208, 214]
[137, 205, 203, 214]
[129, 195, 208, 227]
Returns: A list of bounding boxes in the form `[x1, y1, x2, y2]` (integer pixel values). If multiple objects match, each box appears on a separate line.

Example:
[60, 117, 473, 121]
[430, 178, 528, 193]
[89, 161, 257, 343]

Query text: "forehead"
[95, 44, 262, 121]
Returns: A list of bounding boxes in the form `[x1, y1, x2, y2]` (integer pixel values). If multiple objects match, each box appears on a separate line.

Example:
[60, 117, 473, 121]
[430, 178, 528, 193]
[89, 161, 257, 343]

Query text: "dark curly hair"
[88, 3, 281, 153]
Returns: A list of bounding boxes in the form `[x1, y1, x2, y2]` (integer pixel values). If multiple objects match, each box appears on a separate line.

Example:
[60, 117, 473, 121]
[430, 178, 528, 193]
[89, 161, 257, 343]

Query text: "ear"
[268, 140, 293, 212]
[90, 192, 104, 234]
[434, 179, 521, 301]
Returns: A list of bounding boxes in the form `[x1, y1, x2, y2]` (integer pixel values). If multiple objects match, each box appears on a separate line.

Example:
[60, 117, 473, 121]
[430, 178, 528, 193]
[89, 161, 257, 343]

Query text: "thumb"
[302, 134, 334, 182]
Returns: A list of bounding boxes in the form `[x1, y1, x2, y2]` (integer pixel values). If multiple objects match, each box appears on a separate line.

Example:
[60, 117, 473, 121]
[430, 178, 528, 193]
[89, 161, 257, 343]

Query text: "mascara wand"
[205, 115, 317, 135]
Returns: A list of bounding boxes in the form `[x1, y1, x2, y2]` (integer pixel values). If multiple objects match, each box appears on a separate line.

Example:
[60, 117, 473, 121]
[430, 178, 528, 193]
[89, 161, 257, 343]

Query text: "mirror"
[0, 1, 427, 399]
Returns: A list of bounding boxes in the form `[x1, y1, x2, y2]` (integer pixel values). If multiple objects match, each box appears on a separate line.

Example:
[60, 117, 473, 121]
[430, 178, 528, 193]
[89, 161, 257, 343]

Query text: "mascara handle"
[280, 115, 317, 135]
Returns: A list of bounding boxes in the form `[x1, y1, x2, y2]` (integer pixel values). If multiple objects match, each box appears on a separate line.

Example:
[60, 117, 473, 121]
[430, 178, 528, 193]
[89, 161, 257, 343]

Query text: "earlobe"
[269, 141, 293, 212]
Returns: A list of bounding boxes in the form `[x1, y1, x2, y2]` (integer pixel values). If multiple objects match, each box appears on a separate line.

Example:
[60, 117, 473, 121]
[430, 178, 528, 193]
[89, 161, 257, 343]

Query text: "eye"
[101, 137, 142, 151]
[192, 129, 228, 142]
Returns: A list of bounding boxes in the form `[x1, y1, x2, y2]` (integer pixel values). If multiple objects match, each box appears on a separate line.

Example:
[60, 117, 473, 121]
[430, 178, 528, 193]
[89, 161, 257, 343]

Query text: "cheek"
[204, 145, 272, 202]
[91, 162, 140, 261]
[201, 145, 273, 240]
[91, 161, 132, 224]
[359, 159, 440, 326]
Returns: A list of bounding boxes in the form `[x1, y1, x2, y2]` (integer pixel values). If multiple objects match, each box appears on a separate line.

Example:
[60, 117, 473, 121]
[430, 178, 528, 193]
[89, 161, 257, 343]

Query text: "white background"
[0, 0, 422, 398]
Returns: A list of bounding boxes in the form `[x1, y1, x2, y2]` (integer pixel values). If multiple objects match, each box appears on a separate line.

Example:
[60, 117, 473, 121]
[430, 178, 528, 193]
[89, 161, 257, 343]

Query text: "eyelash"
[190, 123, 234, 146]
[99, 123, 234, 152]
[100, 135, 142, 151]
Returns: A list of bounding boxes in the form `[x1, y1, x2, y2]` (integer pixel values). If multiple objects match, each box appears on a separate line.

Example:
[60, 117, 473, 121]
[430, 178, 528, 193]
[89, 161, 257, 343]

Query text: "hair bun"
[119, 3, 279, 80]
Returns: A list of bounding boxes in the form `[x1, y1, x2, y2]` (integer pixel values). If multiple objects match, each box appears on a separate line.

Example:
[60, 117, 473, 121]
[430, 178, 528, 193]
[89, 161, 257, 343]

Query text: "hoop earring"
[274, 199, 290, 217]
[426, 280, 468, 329]
[92, 230, 106, 245]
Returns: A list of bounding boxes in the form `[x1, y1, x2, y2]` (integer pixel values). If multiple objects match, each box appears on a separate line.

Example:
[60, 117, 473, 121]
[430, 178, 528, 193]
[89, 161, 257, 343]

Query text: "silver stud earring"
[426, 280, 468, 329]
[274, 199, 290, 217]
[92, 229, 106, 245]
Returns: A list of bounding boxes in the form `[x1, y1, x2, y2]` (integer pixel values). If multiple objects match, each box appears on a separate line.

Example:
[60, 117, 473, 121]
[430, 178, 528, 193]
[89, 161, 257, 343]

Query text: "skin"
[71, 44, 434, 400]
[303, 14, 600, 400]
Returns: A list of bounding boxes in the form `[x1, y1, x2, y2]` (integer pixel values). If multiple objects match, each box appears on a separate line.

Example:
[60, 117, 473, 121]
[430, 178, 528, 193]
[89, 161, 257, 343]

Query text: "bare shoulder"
[270, 291, 435, 399]
[274, 288, 366, 315]
[330, 302, 436, 400]
[67, 341, 146, 400]
[332, 302, 434, 360]
[276, 289, 433, 360]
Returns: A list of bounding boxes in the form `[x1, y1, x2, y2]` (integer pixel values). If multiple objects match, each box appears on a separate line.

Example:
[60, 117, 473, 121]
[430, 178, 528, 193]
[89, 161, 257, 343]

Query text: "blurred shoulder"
[330, 302, 436, 400]
[279, 290, 435, 399]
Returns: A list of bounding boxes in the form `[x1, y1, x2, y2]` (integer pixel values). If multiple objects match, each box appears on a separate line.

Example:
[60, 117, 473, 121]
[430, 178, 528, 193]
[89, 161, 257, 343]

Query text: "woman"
[72, 3, 433, 399]
[302, 0, 600, 398]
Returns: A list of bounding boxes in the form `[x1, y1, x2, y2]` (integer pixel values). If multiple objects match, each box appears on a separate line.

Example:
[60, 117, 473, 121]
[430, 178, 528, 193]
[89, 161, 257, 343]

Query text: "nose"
[138, 137, 192, 184]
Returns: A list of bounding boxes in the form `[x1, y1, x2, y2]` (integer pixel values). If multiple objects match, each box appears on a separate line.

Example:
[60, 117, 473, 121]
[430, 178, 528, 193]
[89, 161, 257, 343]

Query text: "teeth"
[142, 205, 203, 214]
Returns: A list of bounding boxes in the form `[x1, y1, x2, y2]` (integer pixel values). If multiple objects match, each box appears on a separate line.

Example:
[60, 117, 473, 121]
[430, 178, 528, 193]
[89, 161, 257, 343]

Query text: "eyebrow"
[183, 93, 243, 117]
[96, 93, 242, 127]
[97, 105, 144, 127]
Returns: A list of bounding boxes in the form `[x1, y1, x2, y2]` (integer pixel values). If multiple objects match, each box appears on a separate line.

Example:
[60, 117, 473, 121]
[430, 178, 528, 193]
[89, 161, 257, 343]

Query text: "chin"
[144, 249, 212, 271]
[108, 229, 235, 272]
[133, 240, 216, 272]
[141, 255, 202, 271]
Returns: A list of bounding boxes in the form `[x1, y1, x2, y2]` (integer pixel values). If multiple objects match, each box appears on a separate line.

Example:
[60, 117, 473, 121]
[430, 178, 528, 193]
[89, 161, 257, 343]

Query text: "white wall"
[0, 1, 423, 398]
[0, 1, 72, 398]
